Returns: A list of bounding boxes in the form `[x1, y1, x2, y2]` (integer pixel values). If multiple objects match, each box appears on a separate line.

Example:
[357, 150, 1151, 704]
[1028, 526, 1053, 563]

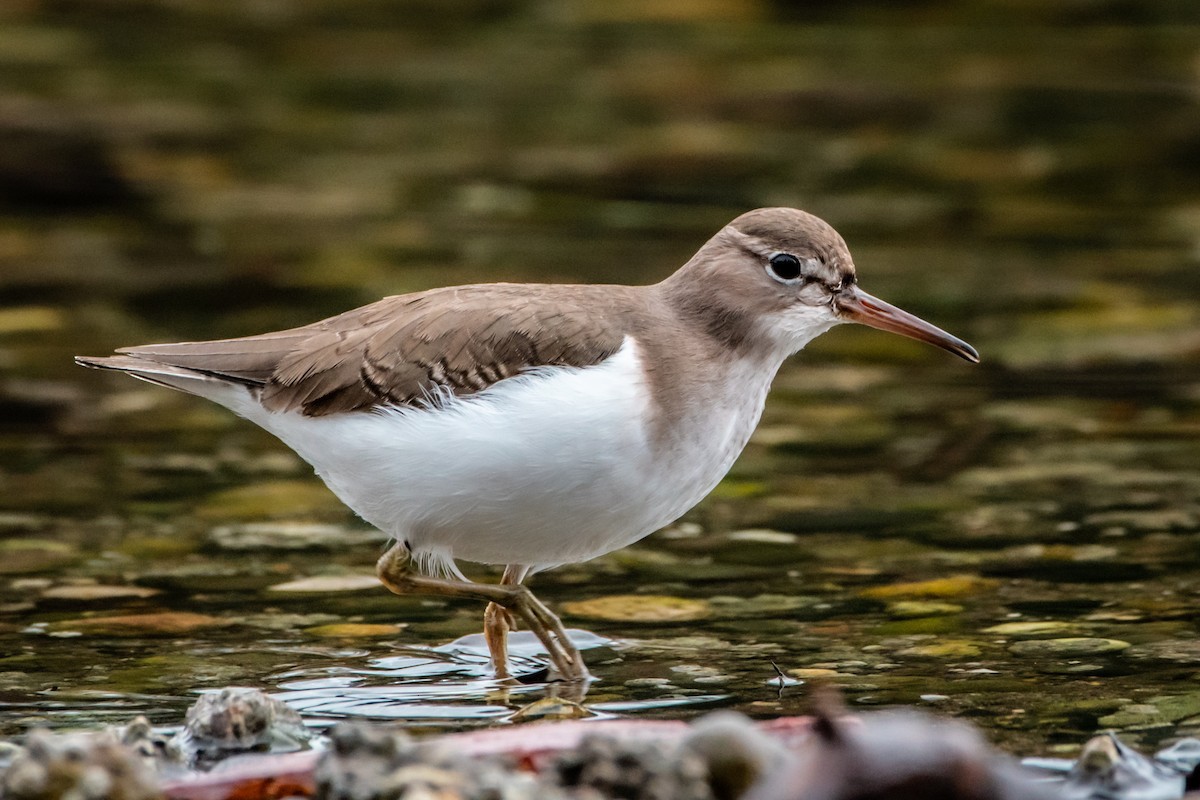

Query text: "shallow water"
[0, 0, 1198, 759]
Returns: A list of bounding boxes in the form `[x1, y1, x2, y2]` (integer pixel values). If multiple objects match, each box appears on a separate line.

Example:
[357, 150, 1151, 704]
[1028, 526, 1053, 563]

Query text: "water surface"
[0, 0, 1198, 758]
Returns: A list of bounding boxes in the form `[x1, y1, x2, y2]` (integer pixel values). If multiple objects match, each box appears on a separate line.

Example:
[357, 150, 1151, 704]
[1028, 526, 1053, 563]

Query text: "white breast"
[223, 337, 775, 576]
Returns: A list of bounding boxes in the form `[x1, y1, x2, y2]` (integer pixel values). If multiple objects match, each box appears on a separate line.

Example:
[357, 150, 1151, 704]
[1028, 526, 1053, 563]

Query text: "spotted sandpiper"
[77, 207, 978, 681]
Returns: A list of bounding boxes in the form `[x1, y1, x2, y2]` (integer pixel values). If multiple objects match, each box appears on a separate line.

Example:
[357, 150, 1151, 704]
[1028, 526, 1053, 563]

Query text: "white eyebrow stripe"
[730, 230, 847, 286]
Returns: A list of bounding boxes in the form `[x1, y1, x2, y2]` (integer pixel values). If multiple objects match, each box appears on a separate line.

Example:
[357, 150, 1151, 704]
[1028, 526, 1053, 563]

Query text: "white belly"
[225, 338, 772, 576]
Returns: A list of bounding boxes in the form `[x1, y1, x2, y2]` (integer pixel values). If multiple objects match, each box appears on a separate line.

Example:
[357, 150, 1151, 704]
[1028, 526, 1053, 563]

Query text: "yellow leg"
[484, 565, 524, 678]
[376, 546, 589, 681]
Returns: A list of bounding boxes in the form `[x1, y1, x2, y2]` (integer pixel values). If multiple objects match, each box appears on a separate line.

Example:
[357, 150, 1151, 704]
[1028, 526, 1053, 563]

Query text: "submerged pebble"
[305, 623, 406, 638]
[983, 621, 1082, 638]
[896, 640, 982, 659]
[562, 594, 712, 623]
[210, 522, 387, 551]
[859, 575, 999, 600]
[1009, 638, 1131, 658]
[886, 600, 964, 618]
[47, 611, 231, 637]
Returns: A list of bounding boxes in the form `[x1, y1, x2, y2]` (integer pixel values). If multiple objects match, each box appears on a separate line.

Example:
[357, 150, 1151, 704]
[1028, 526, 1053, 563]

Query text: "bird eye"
[766, 253, 803, 283]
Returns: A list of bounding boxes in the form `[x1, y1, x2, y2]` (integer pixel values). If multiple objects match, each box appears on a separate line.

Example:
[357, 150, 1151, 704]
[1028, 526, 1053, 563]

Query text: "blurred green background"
[0, 0, 1198, 749]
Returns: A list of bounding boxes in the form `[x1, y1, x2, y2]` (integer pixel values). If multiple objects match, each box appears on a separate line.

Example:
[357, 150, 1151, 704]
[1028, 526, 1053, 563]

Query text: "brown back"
[117, 283, 641, 416]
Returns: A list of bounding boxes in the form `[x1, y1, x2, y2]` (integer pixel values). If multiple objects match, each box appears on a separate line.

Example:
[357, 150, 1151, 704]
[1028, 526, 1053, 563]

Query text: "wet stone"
[859, 574, 999, 600]
[40, 584, 161, 602]
[562, 594, 712, 623]
[111, 716, 185, 773]
[950, 503, 1057, 543]
[726, 529, 798, 545]
[243, 612, 341, 630]
[707, 594, 823, 619]
[177, 687, 311, 762]
[508, 696, 594, 722]
[1009, 638, 1131, 658]
[48, 611, 231, 637]
[196, 480, 348, 521]
[670, 664, 735, 685]
[305, 623, 405, 638]
[0, 727, 161, 800]
[0, 539, 77, 575]
[625, 678, 674, 689]
[983, 621, 1083, 638]
[268, 574, 381, 593]
[887, 601, 965, 618]
[896, 640, 982, 659]
[209, 522, 387, 551]
[1126, 639, 1200, 664]
[788, 668, 845, 679]
[1097, 704, 1168, 729]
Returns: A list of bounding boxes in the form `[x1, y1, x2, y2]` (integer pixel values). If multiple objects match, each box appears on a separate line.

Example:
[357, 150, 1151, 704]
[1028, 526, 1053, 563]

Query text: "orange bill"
[835, 285, 980, 363]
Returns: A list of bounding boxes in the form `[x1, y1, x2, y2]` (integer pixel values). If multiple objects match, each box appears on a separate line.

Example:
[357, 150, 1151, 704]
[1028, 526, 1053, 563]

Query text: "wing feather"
[98, 283, 634, 417]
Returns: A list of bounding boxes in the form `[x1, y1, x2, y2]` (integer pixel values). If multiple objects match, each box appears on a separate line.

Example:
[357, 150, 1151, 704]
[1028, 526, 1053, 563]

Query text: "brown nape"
[656, 223, 801, 356]
[115, 283, 645, 417]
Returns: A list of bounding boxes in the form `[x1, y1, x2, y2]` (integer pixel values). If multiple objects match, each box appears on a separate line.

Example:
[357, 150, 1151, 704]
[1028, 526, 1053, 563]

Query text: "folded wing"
[78, 284, 630, 417]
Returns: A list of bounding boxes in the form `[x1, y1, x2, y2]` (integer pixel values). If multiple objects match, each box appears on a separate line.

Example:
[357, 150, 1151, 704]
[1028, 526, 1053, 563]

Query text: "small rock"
[707, 594, 819, 618]
[859, 575, 998, 600]
[197, 480, 346, 520]
[304, 623, 405, 638]
[887, 601, 964, 618]
[268, 575, 381, 593]
[562, 594, 711, 623]
[0, 728, 161, 800]
[177, 687, 310, 763]
[726, 529, 798, 545]
[210, 522, 386, 551]
[112, 716, 186, 772]
[41, 585, 161, 602]
[0, 540, 77, 575]
[897, 640, 982, 659]
[508, 696, 595, 722]
[983, 621, 1082, 638]
[49, 612, 231, 636]
[788, 668, 844, 679]
[1009, 638, 1130, 658]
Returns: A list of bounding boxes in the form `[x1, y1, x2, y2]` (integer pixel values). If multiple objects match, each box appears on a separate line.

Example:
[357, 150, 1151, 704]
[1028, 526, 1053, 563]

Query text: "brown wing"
[114, 283, 633, 416]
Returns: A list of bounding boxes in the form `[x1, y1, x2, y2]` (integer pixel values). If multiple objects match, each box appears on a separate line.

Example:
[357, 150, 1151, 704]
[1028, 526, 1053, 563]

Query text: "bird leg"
[376, 545, 590, 681]
[484, 565, 524, 679]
